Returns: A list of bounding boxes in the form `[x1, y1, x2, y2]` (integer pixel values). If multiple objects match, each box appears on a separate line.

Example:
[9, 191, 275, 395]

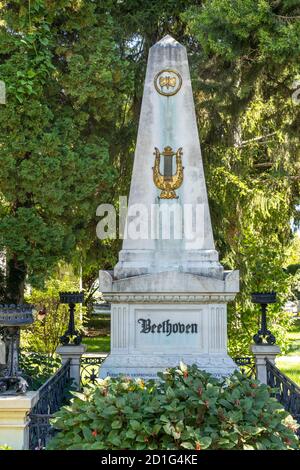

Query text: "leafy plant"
[21, 268, 85, 356]
[48, 363, 299, 450]
[19, 352, 61, 390]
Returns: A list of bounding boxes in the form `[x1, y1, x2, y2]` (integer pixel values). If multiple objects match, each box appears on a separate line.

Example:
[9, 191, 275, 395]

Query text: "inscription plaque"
[138, 318, 198, 336]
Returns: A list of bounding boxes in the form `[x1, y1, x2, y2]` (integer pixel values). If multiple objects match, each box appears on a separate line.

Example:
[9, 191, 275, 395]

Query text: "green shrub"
[84, 316, 110, 331]
[20, 352, 61, 390]
[22, 274, 85, 356]
[48, 363, 299, 450]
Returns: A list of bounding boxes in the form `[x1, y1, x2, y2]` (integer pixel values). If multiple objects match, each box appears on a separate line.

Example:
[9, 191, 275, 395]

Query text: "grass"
[83, 314, 111, 352]
[275, 359, 300, 386]
[276, 319, 300, 385]
[82, 336, 110, 353]
[283, 320, 300, 356]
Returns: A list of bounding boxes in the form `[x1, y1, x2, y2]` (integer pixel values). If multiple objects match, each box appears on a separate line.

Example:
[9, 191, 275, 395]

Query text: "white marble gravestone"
[99, 35, 239, 378]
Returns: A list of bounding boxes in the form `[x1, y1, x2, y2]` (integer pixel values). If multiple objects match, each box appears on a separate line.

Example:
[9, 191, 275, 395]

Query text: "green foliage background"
[0, 0, 299, 353]
[21, 264, 84, 355]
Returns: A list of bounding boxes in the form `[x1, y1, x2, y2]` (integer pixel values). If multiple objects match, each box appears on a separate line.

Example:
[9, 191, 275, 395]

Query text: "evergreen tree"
[0, 1, 130, 301]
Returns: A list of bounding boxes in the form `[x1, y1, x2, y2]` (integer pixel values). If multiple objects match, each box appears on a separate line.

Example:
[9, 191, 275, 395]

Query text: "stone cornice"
[102, 292, 237, 303]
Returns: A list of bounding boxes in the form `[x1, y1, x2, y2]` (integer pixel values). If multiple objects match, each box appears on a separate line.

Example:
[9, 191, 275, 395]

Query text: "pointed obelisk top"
[114, 35, 224, 280]
[151, 34, 184, 49]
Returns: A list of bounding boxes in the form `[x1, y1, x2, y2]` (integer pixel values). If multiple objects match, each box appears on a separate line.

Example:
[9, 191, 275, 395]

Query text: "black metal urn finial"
[0, 304, 34, 395]
[251, 292, 277, 345]
[59, 292, 84, 346]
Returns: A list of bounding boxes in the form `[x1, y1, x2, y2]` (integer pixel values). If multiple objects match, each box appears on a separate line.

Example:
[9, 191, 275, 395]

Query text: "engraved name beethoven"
[138, 318, 198, 336]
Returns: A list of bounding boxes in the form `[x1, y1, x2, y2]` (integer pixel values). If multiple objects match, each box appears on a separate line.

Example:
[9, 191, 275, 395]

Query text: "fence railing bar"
[28, 358, 71, 450]
[266, 358, 300, 434]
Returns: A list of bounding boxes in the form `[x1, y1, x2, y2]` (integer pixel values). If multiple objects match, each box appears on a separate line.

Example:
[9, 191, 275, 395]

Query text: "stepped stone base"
[99, 353, 237, 380]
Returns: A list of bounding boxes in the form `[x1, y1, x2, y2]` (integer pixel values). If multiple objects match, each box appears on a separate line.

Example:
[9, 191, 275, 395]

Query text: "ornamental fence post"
[56, 344, 86, 390]
[251, 344, 281, 384]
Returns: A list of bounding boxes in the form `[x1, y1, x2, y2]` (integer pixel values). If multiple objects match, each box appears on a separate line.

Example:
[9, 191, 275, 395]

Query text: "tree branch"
[239, 132, 277, 147]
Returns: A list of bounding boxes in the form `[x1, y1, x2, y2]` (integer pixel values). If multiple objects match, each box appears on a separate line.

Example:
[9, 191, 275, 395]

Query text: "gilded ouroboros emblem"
[154, 69, 182, 96]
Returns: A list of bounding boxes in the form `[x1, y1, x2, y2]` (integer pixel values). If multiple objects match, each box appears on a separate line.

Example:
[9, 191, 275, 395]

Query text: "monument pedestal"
[99, 271, 238, 379]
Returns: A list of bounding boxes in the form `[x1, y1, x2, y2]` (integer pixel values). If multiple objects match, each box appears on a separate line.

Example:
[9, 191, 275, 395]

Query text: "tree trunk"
[6, 257, 26, 304]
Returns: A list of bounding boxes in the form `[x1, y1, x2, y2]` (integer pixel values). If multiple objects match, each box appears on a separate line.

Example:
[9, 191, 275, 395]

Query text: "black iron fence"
[29, 359, 71, 450]
[234, 356, 256, 378]
[266, 358, 300, 433]
[80, 354, 106, 388]
[79, 355, 256, 387]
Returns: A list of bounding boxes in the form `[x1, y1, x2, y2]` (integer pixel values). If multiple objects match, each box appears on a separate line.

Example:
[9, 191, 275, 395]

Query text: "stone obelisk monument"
[99, 35, 239, 378]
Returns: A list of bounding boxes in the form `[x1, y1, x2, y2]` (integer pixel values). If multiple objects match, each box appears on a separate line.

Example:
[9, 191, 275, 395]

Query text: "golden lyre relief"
[152, 146, 184, 199]
[154, 69, 182, 96]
